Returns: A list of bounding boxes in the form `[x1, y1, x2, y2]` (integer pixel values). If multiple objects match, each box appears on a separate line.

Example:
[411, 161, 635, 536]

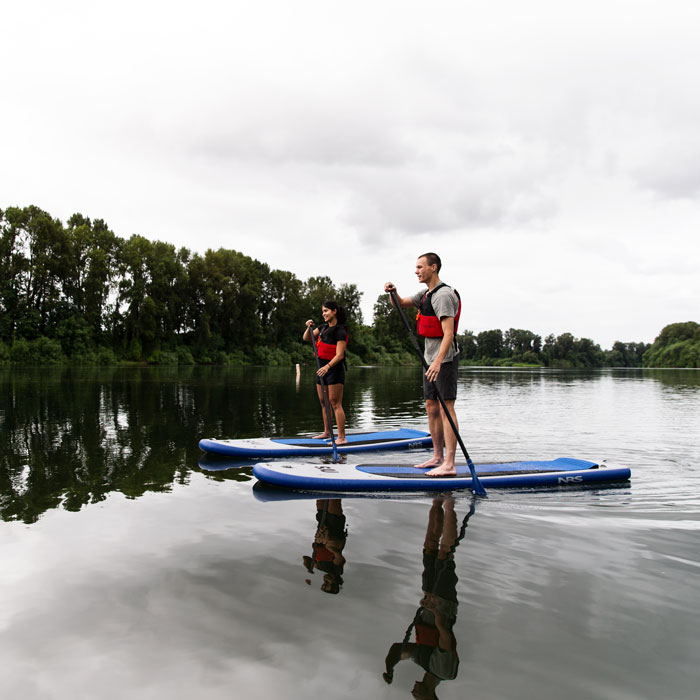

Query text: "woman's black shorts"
[315, 360, 346, 386]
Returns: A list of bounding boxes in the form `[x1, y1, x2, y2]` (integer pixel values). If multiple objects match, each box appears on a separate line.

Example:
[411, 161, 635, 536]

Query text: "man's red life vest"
[313, 544, 335, 563]
[416, 283, 461, 338]
[415, 622, 440, 647]
[316, 325, 349, 361]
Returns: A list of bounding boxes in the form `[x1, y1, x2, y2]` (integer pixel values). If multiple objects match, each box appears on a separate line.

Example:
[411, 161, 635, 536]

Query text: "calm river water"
[1, 366, 699, 700]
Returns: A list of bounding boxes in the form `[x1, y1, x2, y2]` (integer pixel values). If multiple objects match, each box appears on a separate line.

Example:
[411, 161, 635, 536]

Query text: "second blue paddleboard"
[199, 428, 431, 458]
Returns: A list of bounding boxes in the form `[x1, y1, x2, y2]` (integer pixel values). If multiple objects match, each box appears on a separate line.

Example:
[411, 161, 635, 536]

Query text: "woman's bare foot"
[414, 457, 443, 469]
[425, 464, 457, 477]
[313, 433, 331, 440]
[335, 437, 347, 445]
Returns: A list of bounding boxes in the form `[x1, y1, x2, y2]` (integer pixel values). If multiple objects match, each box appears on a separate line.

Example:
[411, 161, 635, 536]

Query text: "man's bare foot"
[336, 437, 347, 445]
[425, 465, 458, 477]
[313, 433, 331, 440]
[414, 457, 443, 469]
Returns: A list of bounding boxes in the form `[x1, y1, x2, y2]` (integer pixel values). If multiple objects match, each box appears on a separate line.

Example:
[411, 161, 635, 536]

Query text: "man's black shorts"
[423, 356, 459, 400]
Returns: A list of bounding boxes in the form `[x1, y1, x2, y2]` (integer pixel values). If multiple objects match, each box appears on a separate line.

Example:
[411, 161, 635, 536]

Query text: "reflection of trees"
[303, 499, 347, 595]
[348, 367, 426, 422]
[383, 497, 476, 699]
[0, 366, 323, 523]
[1, 366, 426, 523]
[0, 368, 196, 522]
[643, 368, 700, 388]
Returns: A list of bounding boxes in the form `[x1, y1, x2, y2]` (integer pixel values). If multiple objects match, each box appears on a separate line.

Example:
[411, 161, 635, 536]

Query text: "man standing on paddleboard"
[384, 253, 461, 476]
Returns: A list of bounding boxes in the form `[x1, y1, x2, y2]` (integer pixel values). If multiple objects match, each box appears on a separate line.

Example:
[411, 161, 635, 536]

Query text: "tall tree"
[0, 206, 68, 340]
[185, 248, 267, 356]
[59, 214, 120, 352]
[477, 329, 503, 358]
[643, 322, 700, 368]
[504, 328, 542, 357]
[372, 293, 418, 355]
[260, 269, 306, 348]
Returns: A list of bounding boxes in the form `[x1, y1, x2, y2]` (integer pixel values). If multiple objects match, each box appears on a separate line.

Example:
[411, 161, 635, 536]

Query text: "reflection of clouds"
[0, 478, 316, 694]
[3, 487, 432, 697]
[471, 519, 640, 616]
[453, 506, 700, 700]
[8, 465, 30, 498]
[351, 389, 376, 431]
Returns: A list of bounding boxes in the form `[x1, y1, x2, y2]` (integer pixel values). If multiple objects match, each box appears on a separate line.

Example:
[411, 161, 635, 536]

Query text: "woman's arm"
[303, 320, 320, 342]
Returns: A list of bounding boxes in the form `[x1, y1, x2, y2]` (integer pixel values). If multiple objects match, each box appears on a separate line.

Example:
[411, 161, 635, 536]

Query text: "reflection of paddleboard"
[198, 456, 256, 472]
[198, 428, 431, 458]
[252, 458, 631, 492]
[251, 481, 423, 502]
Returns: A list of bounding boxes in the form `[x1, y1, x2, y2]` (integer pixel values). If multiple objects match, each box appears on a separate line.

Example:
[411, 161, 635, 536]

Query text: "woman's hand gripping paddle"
[388, 288, 486, 496]
[309, 322, 340, 464]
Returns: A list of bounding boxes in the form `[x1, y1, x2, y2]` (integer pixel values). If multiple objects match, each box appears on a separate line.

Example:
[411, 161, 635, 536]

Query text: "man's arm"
[383, 282, 415, 308]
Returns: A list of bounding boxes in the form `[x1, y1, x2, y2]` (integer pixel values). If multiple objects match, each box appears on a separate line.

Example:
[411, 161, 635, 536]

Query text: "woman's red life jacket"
[416, 283, 461, 338]
[415, 622, 440, 647]
[316, 325, 349, 360]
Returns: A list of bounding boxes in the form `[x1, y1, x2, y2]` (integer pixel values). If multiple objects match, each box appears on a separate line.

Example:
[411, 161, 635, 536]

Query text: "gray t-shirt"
[411, 284, 460, 364]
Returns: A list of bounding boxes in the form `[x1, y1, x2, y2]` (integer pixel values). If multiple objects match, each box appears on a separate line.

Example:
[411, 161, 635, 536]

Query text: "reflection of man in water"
[383, 498, 461, 699]
[302, 499, 347, 594]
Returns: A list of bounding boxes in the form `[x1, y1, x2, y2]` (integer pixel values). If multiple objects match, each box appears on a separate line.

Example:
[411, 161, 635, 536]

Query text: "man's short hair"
[419, 252, 441, 273]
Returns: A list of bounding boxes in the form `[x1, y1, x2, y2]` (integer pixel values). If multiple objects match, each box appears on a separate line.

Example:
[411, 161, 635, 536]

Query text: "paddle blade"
[467, 458, 487, 497]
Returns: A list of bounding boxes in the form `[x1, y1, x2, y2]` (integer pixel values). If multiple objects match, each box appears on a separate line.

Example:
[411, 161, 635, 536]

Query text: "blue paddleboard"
[252, 458, 631, 492]
[198, 428, 431, 458]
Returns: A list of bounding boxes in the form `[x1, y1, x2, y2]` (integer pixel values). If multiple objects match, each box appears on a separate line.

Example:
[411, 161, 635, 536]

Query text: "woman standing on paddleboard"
[303, 301, 348, 444]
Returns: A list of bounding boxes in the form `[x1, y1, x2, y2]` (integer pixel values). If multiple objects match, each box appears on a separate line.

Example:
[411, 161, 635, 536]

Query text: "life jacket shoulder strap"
[420, 282, 459, 305]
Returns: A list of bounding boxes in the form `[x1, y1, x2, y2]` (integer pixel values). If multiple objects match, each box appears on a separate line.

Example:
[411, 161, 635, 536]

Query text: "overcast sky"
[2, 0, 699, 348]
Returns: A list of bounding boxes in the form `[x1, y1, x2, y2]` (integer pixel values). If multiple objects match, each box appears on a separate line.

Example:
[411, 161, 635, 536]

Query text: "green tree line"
[0, 205, 418, 367]
[642, 322, 700, 368]
[456, 323, 698, 369]
[1, 205, 696, 368]
[456, 328, 653, 368]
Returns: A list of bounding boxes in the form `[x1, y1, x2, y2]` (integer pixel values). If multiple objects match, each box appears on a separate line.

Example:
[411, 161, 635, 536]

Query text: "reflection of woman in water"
[384, 497, 468, 699]
[302, 499, 347, 594]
